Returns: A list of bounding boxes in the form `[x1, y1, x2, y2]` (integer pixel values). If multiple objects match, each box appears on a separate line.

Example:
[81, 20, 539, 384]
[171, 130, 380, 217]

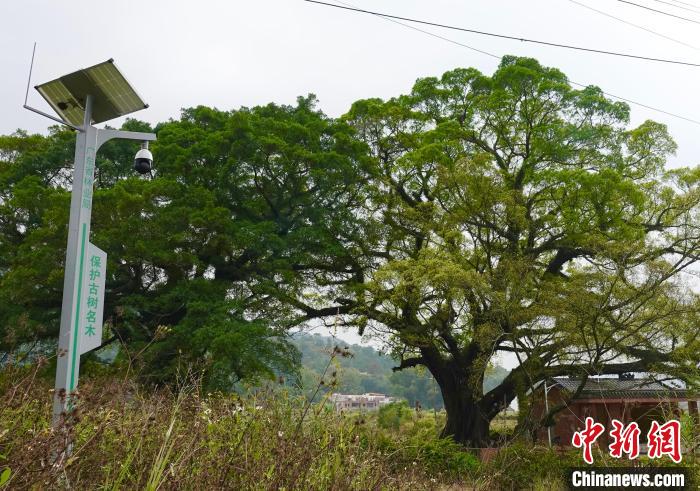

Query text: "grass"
[0, 361, 481, 490]
[3, 359, 696, 490]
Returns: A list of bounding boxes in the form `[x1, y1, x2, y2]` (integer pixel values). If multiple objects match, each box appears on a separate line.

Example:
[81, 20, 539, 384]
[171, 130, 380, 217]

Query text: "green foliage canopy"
[0, 97, 369, 389]
[282, 57, 700, 445]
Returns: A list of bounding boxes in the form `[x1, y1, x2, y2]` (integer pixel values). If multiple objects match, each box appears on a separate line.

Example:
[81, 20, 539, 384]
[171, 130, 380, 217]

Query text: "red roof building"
[531, 376, 699, 447]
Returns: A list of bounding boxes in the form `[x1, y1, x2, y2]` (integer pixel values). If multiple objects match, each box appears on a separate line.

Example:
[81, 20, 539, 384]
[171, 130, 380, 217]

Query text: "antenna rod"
[24, 42, 36, 106]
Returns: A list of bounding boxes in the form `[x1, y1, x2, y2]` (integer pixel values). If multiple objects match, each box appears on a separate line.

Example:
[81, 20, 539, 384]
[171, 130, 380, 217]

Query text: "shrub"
[481, 443, 576, 490]
[365, 406, 479, 481]
[377, 401, 413, 430]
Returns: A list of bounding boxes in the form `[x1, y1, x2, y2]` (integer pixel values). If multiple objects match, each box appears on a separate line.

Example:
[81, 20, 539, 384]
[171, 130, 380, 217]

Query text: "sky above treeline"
[2, 0, 699, 167]
[2, 0, 700, 356]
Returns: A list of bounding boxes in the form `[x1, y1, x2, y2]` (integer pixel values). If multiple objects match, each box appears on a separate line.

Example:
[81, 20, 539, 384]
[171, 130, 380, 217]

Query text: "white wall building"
[329, 392, 395, 412]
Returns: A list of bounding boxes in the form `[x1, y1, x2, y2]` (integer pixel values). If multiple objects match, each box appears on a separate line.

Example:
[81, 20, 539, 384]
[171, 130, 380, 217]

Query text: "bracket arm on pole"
[96, 130, 157, 151]
[23, 105, 82, 131]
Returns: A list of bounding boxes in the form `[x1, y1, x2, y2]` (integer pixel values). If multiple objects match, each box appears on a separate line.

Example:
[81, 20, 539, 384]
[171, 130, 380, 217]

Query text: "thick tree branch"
[392, 356, 425, 372]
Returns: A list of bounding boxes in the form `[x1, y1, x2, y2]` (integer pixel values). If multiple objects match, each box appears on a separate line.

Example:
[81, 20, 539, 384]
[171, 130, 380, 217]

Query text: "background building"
[329, 392, 396, 412]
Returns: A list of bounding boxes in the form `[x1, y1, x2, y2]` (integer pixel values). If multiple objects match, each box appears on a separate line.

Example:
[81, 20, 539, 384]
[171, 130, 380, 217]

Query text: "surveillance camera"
[133, 142, 153, 175]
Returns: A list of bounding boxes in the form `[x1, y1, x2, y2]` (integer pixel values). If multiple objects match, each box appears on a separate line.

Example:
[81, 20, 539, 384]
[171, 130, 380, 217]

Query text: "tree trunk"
[441, 390, 490, 447]
[429, 359, 491, 448]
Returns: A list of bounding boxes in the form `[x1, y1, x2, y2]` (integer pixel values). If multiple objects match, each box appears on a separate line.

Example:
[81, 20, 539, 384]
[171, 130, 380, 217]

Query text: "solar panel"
[35, 59, 148, 126]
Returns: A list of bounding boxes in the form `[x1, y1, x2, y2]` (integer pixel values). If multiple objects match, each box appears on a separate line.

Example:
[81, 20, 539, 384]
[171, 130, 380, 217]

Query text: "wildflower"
[154, 324, 171, 340]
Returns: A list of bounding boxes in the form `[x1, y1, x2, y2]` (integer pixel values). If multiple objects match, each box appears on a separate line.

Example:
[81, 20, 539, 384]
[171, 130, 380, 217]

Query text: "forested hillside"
[292, 333, 509, 409]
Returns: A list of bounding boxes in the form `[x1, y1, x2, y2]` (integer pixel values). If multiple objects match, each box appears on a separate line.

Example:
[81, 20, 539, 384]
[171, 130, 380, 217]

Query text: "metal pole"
[544, 380, 552, 447]
[53, 95, 97, 424]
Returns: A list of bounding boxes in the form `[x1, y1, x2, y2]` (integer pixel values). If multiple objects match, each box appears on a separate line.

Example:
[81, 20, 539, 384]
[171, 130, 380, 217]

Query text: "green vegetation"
[4, 363, 696, 489]
[292, 333, 509, 409]
[4, 336, 455, 489]
[3, 55, 700, 452]
[313, 56, 700, 446]
[0, 101, 367, 389]
[0, 367, 422, 488]
[0, 364, 480, 490]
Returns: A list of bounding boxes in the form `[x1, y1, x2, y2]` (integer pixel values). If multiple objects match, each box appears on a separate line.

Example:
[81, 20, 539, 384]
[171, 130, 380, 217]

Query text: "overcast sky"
[2, 0, 700, 354]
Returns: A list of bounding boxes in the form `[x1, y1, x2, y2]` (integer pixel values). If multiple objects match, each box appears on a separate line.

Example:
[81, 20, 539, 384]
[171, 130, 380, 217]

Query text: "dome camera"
[133, 142, 153, 175]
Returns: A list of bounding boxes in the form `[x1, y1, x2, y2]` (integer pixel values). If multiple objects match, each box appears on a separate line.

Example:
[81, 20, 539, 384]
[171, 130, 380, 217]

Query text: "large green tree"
[281, 57, 700, 446]
[0, 97, 368, 389]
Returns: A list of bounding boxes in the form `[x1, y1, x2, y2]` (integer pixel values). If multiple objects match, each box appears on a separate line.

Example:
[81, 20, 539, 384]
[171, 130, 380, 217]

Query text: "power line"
[335, 0, 501, 60]
[648, 0, 700, 14]
[667, 0, 700, 9]
[575, 85, 700, 125]
[304, 0, 700, 67]
[308, 0, 700, 127]
[616, 0, 700, 24]
[569, 0, 699, 50]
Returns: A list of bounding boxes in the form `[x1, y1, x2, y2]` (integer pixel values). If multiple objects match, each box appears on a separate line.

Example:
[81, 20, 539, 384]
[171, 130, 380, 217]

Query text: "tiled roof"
[550, 377, 689, 399]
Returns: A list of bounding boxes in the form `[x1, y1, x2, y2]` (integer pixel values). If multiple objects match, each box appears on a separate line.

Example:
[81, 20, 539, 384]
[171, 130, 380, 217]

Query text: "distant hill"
[291, 333, 509, 410]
